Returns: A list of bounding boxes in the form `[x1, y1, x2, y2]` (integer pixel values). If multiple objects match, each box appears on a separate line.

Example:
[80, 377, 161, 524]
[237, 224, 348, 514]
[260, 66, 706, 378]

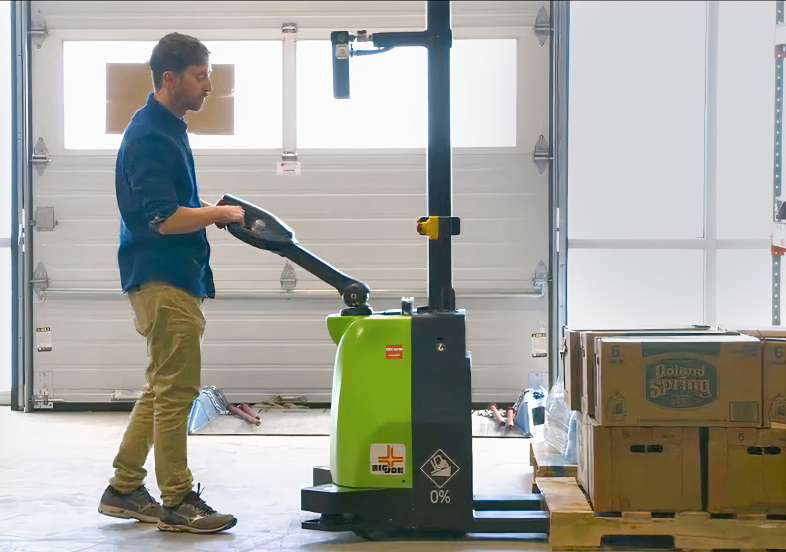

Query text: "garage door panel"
[203, 367, 335, 392]
[41, 154, 544, 196]
[40, 216, 540, 251]
[471, 369, 533, 401]
[30, 1, 550, 403]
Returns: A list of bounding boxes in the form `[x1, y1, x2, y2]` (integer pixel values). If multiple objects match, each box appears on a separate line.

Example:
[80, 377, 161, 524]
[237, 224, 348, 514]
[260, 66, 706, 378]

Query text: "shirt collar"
[145, 92, 188, 135]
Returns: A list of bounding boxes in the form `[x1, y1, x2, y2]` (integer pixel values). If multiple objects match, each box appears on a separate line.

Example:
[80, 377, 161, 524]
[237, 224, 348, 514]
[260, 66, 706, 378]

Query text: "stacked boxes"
[561, 327, 716, 417]
[708, 428, 786, 514]
[762, 338, 786, 429]
[564, 327, 786, 514]
[588, 425, 702, 512]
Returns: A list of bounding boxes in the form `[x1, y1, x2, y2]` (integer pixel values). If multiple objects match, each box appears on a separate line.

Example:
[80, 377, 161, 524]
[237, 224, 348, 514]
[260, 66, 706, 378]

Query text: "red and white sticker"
[370, 443, 406, 475]
[386, 345, 403, 359]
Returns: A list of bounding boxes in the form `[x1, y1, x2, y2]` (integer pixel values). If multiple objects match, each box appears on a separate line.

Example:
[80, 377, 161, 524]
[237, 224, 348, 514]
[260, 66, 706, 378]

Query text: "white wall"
[567, 1, 777, 329]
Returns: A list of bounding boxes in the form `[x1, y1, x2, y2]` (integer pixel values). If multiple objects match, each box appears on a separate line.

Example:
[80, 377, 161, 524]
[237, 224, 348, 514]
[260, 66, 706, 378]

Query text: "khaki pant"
[109, 283, 205, 506]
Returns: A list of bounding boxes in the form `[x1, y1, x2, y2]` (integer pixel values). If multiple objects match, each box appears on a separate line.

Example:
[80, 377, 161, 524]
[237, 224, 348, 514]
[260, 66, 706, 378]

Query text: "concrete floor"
[0, 408, 549, 552]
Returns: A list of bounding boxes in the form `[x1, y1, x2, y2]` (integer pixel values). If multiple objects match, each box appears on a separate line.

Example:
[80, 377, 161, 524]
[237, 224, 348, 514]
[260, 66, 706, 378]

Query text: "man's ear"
[161, 70, 175, 90]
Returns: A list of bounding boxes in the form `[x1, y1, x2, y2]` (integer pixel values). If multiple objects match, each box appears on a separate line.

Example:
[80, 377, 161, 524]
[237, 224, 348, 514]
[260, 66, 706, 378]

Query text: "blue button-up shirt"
[115, 93, 215, 298]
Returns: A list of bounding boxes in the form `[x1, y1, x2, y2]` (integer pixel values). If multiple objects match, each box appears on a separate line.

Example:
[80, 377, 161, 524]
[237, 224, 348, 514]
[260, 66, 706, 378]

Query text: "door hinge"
[280, 260, 297, 291]
[30, 11, 48, 49]
[31, 261, 49, 300]
[31, 137, 50, 175]
[533, 135, 551, 174]
[534, 6, 551, 46]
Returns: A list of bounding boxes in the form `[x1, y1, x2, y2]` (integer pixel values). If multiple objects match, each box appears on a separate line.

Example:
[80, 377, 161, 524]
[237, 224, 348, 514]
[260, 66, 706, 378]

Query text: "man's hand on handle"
[158, 200, 245, 235]
[213, 199, 244, 230]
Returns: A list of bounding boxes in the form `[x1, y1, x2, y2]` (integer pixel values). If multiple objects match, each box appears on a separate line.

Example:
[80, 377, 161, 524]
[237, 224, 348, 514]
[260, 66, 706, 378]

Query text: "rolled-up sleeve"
[123, 136, 180, 233]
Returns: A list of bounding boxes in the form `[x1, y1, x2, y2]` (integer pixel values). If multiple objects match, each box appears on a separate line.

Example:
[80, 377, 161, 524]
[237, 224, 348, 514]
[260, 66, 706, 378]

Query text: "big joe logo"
[370, 444, 406, 475]
[645, 358, 718, 408]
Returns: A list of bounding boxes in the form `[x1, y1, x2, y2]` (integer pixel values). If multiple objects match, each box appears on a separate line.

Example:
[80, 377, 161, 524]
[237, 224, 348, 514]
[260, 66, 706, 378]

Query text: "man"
[98, 33, 244, 534]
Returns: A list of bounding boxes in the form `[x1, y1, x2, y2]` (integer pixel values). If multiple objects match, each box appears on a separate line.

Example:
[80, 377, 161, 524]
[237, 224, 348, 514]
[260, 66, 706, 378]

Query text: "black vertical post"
[426, 1, 454, 312]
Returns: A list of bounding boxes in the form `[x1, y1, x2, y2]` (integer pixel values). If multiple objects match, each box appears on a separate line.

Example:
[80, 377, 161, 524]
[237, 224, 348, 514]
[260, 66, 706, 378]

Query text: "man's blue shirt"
[115, 93, 215, 298]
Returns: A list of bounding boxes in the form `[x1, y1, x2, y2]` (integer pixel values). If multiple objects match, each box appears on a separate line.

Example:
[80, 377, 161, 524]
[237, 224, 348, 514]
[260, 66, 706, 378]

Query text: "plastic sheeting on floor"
[0, 408, 545, 551]
[191, 408, 528, 438]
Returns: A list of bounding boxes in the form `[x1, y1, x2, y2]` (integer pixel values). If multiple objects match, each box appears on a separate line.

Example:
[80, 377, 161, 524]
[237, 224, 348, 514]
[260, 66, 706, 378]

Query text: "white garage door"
[27, 1, 551, 406]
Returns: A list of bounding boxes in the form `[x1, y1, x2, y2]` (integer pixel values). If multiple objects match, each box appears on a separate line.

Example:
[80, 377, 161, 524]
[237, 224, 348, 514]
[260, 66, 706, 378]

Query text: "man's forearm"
[158, 206, 221, 235]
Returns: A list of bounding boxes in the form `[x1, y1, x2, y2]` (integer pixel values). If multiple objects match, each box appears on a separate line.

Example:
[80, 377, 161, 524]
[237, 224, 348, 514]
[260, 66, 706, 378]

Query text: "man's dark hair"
[149, 32, 210, 90]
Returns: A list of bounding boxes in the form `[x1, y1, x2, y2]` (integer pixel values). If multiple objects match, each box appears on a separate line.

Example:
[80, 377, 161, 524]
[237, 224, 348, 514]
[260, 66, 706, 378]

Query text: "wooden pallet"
[529, 441, 577, 480]
[538, 477, 786, 551]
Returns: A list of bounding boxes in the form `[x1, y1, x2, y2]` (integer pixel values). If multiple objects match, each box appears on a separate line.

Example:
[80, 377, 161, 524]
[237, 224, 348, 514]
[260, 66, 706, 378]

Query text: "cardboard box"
[708, 428, 786, 514]
[587, 421, 702, 512]
[580, 329, 730, 419]
[106, 63, 235, 135]
[733, 326, 786, 339]
[562, 328, 583, 411]
[594, 335, 762, 427]
[762, 339, 786, 429]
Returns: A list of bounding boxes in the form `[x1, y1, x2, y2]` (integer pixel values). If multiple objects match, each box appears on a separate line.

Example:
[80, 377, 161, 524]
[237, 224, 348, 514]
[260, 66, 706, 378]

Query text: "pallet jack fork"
[222, 0, 553, 540]
[302, 467, 549, 537]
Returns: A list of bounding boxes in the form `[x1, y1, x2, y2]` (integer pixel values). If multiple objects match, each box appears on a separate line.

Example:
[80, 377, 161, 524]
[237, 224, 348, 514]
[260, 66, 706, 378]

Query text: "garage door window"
[64, 40, 282, 150]
[297, 39, 517, 149]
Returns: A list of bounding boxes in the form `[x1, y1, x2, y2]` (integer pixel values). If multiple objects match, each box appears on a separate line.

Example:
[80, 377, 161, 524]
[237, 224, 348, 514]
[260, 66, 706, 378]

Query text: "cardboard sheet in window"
[106, 63, 234, 135]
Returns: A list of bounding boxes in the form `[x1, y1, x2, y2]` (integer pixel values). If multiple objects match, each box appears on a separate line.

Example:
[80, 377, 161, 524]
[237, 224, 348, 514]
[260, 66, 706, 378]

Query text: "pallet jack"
[222, 1, 551, 539]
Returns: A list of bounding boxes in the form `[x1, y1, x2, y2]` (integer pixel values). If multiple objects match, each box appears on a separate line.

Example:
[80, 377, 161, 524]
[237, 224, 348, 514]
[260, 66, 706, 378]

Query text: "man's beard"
[175, 90, 205, 114]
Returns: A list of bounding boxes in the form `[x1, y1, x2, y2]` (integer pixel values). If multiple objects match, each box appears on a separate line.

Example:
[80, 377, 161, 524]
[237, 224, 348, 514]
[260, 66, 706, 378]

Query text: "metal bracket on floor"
[33, 372, 54, 409]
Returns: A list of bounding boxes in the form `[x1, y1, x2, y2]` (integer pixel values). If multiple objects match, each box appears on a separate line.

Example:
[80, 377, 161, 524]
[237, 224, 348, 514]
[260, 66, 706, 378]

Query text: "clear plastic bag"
[543, 381, 578, 464]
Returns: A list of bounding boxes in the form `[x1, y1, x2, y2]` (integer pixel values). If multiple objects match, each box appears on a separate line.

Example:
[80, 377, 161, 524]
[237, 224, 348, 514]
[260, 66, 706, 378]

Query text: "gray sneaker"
[98, 485, 162, 523]
[157, 484, 237, 534]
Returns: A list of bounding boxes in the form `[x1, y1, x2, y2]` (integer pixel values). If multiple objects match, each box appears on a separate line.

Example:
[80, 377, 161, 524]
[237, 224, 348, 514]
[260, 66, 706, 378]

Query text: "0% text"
[429, 490, 450, 504]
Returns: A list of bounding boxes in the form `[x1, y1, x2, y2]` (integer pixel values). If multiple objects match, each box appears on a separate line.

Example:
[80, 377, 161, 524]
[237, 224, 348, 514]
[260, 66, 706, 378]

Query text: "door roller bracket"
[532, 260, 549, 296]
[31, 137, 50, 175]
[534, 6, 551, 46]
[30, 11, 48, 49]
[533, 135, 551, 174]
[31, 261, 49, 300]
[280, 260, 298, 291]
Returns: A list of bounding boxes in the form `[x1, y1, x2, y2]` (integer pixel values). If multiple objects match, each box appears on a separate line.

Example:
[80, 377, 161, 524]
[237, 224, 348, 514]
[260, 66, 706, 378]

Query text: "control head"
[221, 194, 297, 254]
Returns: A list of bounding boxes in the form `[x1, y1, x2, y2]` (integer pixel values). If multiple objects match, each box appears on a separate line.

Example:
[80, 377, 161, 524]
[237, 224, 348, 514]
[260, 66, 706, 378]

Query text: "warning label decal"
[370, 443, 406, 475]
[386, 345, 403, 359]
[420, 449, 460, 488]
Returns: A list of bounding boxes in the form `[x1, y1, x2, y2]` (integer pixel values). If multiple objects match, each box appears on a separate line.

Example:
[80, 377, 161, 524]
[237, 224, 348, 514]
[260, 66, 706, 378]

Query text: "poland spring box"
[594, 335, 762, 427]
